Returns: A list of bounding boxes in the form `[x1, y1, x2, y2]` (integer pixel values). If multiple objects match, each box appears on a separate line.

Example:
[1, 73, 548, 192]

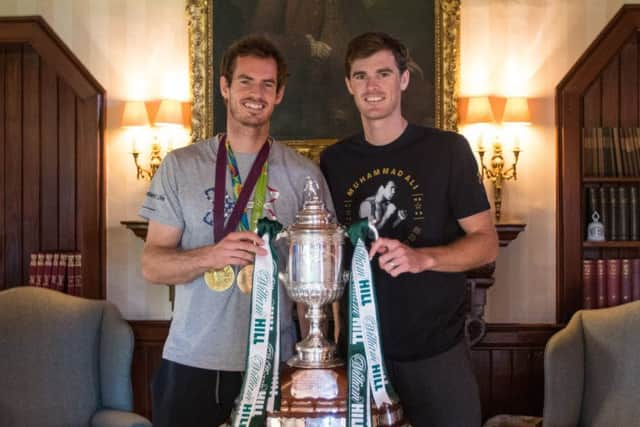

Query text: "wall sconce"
[154, 99, 184, 151]
[122, 100, 185, 180]
[464, 96, 530, 222]
[121, 101, 159, 180]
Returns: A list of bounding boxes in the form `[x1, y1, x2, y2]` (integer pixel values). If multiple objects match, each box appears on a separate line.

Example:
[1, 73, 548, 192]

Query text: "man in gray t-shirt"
[139, 36, 332, 427]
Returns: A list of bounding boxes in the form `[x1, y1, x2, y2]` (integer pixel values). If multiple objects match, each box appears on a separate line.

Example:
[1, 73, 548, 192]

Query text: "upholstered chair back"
[0, 286, 151, 427]
[543, 300, 640, 427]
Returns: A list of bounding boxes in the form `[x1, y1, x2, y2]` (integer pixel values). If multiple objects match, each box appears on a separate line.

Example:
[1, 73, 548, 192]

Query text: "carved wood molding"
[435, 0, 461, 132]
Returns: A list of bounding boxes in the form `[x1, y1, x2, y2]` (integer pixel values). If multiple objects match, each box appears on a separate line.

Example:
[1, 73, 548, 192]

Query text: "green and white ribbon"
[231, 219, 282, 427]
[347, 220, 399, 427]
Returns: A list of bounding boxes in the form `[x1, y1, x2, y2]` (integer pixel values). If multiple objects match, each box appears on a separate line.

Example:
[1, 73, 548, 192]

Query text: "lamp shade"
[155, 99, 183, 127]
[121, 101, 150, 127]
[464, 96, 495, 124]
[502, 97, 531, 125]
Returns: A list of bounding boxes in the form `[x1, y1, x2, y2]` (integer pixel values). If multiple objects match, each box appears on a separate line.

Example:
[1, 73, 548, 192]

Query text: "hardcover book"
[621, 258, 633, 304]
[28, 253, 38, 286]
[49, 253, 60, 290]
[41, 253, 53, 289]
[609, 185, 618, 241]
[57, 254, 68, 293]
[599, 186, 609, 240]
[618, 186, 629, 241]
[35, 253, 45, 287]
[596, 259, 607, 308]
[630, 186, 638, 240]
[582, 259, 595, 309]
[605, 258, 621, 307]
[633, 258, 640, 301]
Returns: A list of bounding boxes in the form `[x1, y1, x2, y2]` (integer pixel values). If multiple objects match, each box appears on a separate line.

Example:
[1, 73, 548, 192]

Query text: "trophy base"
[286, 354, 344, 369]
[266, 365, 408, 427]
[287, 333, 342, 369]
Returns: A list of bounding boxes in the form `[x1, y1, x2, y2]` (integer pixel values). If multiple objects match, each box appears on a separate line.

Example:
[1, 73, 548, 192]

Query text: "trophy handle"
[275, 229, 289, 242]
[278, 272, 288, 286]
[367, 219, 379, 241]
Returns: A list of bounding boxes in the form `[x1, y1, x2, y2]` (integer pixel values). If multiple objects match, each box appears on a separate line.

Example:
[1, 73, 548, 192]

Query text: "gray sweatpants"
[386, 340, 481, 427]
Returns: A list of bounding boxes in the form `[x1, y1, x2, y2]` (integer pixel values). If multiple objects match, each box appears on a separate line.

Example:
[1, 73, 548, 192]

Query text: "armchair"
[0, 286, 151, 427]
[543, 300, 640, 427]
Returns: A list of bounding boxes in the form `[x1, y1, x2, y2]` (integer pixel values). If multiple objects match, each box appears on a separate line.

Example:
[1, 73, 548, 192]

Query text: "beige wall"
[2, 0, 638, 322]
[0, 0, 190, 319]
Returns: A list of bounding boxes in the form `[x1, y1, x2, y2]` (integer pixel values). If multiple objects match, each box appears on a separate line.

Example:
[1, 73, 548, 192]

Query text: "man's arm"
[369, 209, 498, 278]
[142, 220, 267, 285]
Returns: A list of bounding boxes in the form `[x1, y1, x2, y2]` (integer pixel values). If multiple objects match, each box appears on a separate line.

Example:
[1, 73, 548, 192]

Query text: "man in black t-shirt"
[320, 32, 498, 427]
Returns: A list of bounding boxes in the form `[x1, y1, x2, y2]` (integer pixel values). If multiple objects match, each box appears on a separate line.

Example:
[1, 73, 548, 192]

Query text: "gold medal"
[204, 265, 235, 292]
[237, 265, 254, 294]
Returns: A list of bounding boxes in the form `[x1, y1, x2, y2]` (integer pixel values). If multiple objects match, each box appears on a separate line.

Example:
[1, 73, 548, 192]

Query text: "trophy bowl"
[285, 229, 346, 306]
[278, 177, 347, 369]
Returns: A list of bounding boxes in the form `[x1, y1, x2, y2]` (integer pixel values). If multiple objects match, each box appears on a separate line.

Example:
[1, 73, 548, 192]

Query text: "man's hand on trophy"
[369, 237, 430, 277]
[305, 34, 332, 60]
[207, 231, 266, 269]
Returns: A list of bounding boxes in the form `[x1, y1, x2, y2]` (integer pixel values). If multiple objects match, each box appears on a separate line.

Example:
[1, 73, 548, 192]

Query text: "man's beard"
[228, 97, 271, 128]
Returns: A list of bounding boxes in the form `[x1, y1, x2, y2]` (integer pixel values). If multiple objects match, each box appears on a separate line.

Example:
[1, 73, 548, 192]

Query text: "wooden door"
[0, 17, 105, 298]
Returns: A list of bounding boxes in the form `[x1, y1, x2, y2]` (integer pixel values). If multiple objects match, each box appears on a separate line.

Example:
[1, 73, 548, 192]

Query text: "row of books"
[28, 252, 83, 296]
[582, 127, 640, 177]
[582, 258, 640, 309]
[585, 184, 640, 241]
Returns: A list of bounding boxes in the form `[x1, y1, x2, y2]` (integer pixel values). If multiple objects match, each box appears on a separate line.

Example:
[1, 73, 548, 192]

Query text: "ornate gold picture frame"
[186, 0, 460, 160]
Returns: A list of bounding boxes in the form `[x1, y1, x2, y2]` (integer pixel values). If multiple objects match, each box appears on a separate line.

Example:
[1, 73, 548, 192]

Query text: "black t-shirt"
[320, 124, 490, 361]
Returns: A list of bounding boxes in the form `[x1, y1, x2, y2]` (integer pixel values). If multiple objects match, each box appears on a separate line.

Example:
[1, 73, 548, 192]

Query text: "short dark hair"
[345, 32, 409, 77]
[220, 35, 288, 91]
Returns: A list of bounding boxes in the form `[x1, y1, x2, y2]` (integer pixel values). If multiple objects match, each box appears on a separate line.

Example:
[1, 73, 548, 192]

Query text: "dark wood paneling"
[638, 31, 640, 117]
[22, 45, 40, 282]
[0, 17, 105, 295]
[472, 324, 560, 420]
[583, 79, 601, 127]
[40, 61, 58, 251]
[129, 321, 558, 422]
[601, 55, 620, 127]
[0, 47, 6, 287]
[558, 93, 584, 322]
[77, 95, 102, 299]
[619, 34, 638, 127]
[5, 45, 22, 286]
[489, 350, 512, 415]
[57, 79, 76, 251]
[130, 320, 171, 420]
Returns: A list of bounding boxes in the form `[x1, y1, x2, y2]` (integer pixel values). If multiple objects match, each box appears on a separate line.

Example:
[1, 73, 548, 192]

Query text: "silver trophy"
[278, 176, 349, 368]
[267, 177, 407, 427]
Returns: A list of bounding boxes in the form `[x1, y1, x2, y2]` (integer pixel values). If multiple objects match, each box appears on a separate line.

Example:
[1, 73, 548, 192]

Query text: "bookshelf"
[557, 5, 640, 323]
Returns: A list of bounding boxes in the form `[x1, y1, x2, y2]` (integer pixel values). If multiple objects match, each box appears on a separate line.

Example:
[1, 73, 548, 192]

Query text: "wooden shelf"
[583, 177, 640, 183]
[121, 220, 149, 240]
[496, 223, 526, 247]
[583, 241, 640, 248]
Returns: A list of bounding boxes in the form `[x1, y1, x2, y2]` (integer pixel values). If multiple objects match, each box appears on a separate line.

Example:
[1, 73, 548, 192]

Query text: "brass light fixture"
[464, 96, 530, 222]
[122, 100, 185, 180]
[121, 101, 159, 180]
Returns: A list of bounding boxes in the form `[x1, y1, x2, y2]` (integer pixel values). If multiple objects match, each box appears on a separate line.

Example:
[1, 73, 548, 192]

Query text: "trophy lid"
[291, 177, 337, 229]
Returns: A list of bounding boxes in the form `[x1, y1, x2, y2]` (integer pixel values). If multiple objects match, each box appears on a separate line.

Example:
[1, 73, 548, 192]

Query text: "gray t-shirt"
[139, 135, 333, 371]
